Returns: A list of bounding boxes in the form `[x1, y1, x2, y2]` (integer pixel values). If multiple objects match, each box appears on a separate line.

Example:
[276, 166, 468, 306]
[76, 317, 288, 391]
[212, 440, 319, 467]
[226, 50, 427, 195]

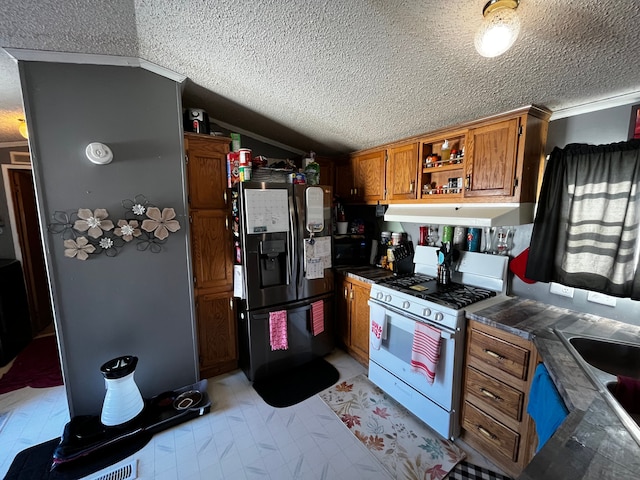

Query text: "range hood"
[383, 203, 535, 227]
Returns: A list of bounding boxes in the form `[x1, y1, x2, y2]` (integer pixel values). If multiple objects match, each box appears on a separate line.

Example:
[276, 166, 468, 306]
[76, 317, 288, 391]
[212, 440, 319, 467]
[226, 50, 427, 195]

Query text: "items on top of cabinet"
[231, 133, 241, 151]
[304, 151, 320, 185]
[183, 108, 210, 134]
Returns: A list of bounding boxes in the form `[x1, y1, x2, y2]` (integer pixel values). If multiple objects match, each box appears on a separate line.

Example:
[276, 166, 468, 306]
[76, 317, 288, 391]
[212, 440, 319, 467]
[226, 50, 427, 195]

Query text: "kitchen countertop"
[334, 265, 396, 284]
[467, 297, 640, 479]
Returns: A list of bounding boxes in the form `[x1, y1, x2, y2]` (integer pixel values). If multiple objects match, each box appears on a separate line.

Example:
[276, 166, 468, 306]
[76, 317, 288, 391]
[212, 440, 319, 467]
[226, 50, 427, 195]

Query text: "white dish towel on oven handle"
[370, 304, 387, 350]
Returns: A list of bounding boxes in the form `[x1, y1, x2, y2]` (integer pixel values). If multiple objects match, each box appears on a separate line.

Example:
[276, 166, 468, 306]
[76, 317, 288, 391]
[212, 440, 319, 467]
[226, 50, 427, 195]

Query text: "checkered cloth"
[447, 461, 513, 480]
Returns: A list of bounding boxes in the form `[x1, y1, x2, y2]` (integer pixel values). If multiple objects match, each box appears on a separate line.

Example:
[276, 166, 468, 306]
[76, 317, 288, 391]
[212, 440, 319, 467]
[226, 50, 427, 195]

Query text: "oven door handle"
[440, 330, 455, 340]
[368, 298, 458, 339]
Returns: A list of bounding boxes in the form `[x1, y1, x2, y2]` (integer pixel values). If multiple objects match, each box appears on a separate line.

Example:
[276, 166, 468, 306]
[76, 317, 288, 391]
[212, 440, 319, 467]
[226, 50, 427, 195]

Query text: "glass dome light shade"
[18, 119, 28, 139]
[475, 4, 521, 58]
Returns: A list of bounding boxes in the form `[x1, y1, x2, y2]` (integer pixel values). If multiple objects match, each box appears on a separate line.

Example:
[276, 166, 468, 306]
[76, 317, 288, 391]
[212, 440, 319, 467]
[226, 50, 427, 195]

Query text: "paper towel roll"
[370, 239, 378, 265]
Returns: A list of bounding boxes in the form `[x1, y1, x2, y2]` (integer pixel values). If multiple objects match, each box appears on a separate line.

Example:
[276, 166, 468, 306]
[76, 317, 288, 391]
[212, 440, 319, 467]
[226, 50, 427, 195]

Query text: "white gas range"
[368, 246, 510, 440]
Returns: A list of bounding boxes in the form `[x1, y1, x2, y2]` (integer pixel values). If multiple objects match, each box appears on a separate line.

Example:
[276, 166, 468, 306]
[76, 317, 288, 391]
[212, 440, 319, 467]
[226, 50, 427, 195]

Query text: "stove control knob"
[376, 291, 384, 300]
[402, 301, 410, 309]
[422, 308, 432, 317]
[435, 312, 444, 322]
[384, 295, 392, 302]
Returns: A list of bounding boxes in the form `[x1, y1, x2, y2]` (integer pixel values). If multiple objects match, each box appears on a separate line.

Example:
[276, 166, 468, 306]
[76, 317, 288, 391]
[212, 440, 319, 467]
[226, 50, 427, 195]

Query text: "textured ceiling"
[1, 0, 640, 155]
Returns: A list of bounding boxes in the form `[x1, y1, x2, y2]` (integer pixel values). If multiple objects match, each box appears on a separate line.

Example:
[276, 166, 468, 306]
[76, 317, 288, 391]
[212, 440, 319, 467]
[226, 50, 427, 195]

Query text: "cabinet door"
[191, 210, 233, 290]
[352, 150, 386, 203]
[350, 281, 371, 362]
[334, 160, 354, 200]
[465, 118, 519, 198]
[185, 134, 230, 209]
[387, 143, 419, 200]
[196, 291, 237, 378]
[337, 279, 351, 348]
[315, 155, 336, 189]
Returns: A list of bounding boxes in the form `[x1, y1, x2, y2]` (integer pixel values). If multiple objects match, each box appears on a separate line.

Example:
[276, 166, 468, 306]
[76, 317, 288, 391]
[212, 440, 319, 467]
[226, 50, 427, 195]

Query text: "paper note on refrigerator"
[244, 189, 290, 233]
[304, 236, 332, 279]
[233, 265, 245, 299]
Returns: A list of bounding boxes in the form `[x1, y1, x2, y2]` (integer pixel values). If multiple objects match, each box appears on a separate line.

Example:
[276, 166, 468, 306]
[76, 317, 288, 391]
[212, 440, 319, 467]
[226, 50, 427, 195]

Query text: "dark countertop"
[467, 297, 640, 479]
[334, 265, 396, 284]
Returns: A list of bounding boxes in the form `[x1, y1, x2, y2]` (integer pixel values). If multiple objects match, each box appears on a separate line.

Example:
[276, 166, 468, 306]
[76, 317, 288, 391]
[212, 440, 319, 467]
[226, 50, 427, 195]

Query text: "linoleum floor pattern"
[0, 350, 504, 479]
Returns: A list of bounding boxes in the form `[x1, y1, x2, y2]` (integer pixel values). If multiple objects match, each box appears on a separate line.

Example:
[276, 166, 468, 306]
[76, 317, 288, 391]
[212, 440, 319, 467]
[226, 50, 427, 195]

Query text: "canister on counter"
[442, 225, 453, 244]
[391, 232, 403, 245]
[453, 226, 466, 250]
[380, 231, 391, 246]
[467, 228, 481, 252]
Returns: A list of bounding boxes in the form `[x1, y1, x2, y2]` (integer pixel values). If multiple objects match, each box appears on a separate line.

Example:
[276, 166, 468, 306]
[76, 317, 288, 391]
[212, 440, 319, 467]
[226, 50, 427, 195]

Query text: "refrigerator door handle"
[252, 304, 313, 320]
[289, 195, 296, 285]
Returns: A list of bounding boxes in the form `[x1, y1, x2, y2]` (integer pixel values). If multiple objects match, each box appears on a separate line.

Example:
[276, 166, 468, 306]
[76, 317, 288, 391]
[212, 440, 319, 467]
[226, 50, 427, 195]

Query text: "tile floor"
[0, 349, 503, 479]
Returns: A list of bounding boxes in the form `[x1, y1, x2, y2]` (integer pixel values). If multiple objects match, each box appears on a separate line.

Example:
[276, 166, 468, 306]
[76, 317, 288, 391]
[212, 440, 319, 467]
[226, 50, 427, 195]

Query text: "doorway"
[2, 161, 53, 335]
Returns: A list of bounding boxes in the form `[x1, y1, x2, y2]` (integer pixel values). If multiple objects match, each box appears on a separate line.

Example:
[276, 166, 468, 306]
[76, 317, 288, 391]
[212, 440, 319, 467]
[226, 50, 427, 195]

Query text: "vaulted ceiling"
[1, 1, 639, 155]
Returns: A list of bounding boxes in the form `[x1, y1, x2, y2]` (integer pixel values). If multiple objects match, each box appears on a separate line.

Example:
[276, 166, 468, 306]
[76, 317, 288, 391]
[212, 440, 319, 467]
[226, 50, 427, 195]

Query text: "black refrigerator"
[233, 182, 334, 381]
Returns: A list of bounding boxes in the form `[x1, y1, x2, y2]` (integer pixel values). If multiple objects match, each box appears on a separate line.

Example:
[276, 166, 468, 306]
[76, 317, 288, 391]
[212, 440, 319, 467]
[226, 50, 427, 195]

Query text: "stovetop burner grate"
[376, 273, 496, 310]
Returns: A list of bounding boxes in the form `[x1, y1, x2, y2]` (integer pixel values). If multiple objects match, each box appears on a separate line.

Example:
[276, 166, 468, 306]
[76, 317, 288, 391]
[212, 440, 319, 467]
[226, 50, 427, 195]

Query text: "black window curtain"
[526, 140, 640, 299]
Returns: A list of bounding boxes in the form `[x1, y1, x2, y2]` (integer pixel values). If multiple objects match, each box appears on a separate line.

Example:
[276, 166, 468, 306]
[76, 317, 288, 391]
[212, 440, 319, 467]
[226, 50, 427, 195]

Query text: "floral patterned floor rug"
[319, 374, 466, 480]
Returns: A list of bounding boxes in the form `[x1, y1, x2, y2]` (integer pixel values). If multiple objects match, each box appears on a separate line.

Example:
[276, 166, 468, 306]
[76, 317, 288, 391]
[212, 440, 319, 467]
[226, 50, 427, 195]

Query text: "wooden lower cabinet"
[195, 290, 237, 379]
[461, 319, 539, 478]
[337, 275, 371, 365]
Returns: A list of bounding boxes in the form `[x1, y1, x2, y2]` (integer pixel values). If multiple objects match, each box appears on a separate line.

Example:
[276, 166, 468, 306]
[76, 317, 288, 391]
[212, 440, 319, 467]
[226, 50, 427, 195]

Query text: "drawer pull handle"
[480, 388, 502, 401]
[478, 425, 497, 441]
[484, 349, 504, 360]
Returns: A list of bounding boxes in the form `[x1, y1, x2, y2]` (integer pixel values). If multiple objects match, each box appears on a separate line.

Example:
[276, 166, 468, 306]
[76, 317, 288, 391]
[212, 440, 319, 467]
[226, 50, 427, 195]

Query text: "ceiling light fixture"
[475, 0, 521, 58]
[18, 118, 28, 139]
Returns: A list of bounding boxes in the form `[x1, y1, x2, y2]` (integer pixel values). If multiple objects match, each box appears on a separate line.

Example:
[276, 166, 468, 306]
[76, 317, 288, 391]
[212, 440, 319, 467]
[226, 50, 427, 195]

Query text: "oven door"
[368, 299, 464, 412]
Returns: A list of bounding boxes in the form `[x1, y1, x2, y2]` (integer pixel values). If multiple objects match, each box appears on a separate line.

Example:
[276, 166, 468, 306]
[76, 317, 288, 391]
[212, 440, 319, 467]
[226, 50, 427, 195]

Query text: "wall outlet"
[549, 282, 574, 298]
[587, 291, 617, 307]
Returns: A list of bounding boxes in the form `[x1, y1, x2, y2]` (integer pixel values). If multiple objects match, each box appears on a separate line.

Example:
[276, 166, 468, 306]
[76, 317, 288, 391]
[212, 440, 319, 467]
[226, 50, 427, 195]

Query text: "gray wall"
[397, 102, 640, 326]
[21, 61, 198, 416]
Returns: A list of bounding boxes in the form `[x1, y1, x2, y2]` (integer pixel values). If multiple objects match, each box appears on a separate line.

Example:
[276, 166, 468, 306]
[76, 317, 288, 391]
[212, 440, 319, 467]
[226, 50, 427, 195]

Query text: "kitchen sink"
[555, 329, 640, 447]
[568, 335, 640, 379]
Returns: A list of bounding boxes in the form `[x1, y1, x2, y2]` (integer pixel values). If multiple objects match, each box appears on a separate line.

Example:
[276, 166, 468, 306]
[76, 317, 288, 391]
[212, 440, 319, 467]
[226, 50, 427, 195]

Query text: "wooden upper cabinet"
[315, 155, 336, 188]
[465, 118, 519, 198]
[334, 159, 354, 200]
[352, 149, 386, 203]
[185, 133, 230, 210]
[334, 106, 550, 206]
[387, 142, 419, 200]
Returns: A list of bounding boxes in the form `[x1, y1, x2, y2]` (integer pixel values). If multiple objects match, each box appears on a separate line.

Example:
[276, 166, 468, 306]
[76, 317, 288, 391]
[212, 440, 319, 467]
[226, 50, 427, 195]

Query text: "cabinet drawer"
[468, 328, 530, 380]
[462, 401, 520, 462]
[465, 366, 524, 422]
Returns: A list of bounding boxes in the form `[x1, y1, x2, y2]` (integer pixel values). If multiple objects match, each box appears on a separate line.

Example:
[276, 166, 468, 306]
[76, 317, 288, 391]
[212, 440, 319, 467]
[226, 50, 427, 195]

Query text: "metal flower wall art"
[48, 195, 181, 260]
